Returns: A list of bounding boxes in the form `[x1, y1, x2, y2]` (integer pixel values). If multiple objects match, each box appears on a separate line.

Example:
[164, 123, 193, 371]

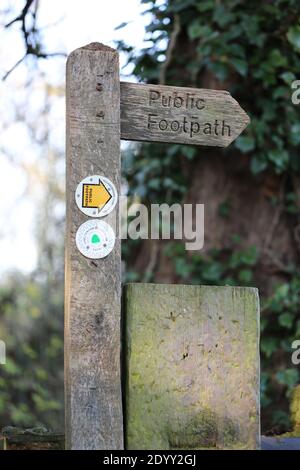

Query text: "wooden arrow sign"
[120, 82, 250, 148]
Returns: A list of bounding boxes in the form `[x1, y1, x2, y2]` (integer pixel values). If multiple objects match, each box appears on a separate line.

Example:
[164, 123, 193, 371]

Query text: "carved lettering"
[149, 89, 205, 111]
[147, 114, 231, 139]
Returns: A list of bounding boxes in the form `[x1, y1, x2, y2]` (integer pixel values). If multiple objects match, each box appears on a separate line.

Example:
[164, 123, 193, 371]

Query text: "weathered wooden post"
[65, 43, 123, 450]
[65, 42, 254, 450]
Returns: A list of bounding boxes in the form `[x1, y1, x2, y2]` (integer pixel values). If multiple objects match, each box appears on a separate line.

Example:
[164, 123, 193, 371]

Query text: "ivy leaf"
[272, 86, 288, 100]
[231, 57, 248, 76]
[279, 312, 294, 329]
[229, 247, 257, 269]
[235, 136, 255, 153]
[209, 61, 229, 81]
[213, 5, 235, 28]
[148, 178, 161, 190]
[175, 258, 192, 279]
[287, 25, 300, 51]
[280, 71, 296, 84]
[276, 368, 299, 389]
[201, 262, 224, 282]
[170, 0, 195, 12]
[241, 246, 258, 265]
[5, 358, 22, 375]
[268, 49, 288, 68]
[182, 146, 196, 160]
[275, 283, 290, 299]
[251, 155, 267, 174]
[188, 22, 212, 40]
[238, 269, 253, 284]
[261, 337, 279, 358]
[196, 0, 214, 12]
[290, 123, 300, 145]
[267, 149, 289, 172]
[166, 144, 180, 158]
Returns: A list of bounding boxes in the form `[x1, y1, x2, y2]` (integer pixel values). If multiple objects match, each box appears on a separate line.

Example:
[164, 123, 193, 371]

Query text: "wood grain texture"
[65, 43, 123, 450]
[120, 82, 250, 147]
[125, 283, 260, 450]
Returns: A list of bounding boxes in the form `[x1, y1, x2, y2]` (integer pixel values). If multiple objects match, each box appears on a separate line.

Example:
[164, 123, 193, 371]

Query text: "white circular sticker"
[75, 175, 118, 217]
[75, 220, 116, 259]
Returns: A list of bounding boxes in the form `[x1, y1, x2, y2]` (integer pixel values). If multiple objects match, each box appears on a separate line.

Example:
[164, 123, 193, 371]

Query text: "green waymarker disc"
[91, 233, 101, 244]
[76, 220, 115, 259]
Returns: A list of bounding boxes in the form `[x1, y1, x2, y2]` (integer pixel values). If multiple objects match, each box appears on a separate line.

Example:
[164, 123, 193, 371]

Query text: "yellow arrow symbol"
[82, 179, 112, 210]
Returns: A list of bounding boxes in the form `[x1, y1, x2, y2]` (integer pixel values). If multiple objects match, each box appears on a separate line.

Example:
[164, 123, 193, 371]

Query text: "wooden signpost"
[120, 82, 249, 147]
[65, 43, 251, 450]
[65, 43, 122, 450]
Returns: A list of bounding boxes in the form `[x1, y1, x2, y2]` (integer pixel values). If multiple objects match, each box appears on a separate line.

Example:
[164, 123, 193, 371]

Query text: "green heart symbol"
[91, 233, 101, 244]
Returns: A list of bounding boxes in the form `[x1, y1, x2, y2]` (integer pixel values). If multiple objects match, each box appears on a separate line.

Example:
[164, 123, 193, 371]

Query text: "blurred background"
[0, 0, 299, 435]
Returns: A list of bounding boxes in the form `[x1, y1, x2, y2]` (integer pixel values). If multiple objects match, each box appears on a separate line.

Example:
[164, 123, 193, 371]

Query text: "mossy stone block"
[125, 283, 260, 450]
[291, 385, 300, 434]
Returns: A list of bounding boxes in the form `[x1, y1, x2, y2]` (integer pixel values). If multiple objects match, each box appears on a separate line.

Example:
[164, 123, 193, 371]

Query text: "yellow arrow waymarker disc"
[75, 175, 118, 217]
[82, 181, 111, 209]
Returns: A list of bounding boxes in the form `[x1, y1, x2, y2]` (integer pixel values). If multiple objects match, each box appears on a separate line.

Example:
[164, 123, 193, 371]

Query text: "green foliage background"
[121, 0, 300, 432]
[0, 273, 64, 430]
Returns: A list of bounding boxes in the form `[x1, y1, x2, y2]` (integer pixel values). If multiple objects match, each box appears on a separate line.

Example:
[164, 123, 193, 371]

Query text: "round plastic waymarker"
[75, 175, 118, 217]
[75, 220, 115, 259]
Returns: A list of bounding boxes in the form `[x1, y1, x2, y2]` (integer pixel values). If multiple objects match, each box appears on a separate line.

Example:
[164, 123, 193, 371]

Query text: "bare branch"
[5, 0, 35, 28]
[2, 54, 27, 80]
[3, 0, 66, 80]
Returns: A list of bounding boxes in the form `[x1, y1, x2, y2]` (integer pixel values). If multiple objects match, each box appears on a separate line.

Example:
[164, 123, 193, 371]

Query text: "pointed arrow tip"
[223, 102, 251, 148]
